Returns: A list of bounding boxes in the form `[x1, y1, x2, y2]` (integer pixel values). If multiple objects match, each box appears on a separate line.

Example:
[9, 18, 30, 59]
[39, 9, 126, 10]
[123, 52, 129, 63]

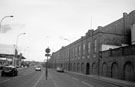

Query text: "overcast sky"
[0, 0, 134, 62]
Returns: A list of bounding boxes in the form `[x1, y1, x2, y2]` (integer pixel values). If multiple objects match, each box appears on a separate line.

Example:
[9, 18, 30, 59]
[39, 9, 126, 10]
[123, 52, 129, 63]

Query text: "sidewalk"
[89, 75, 135, 87]
[35, 73, 55, 87]
[35, 70, 56, 87]
[65, 71, 135, 87]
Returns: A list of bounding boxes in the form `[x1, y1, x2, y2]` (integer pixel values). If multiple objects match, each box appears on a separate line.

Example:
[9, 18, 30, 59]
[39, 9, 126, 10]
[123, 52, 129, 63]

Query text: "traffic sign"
[45, 47, 50, 53]
[45, 54, 50, 56]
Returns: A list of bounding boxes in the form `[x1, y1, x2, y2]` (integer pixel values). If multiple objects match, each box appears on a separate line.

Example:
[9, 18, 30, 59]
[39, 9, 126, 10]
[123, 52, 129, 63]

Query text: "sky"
[0, 0, 135, 62]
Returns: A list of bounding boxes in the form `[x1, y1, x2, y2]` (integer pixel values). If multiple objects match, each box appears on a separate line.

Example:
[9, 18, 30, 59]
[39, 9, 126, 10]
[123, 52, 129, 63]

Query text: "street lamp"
[13, 33, 26, 67]
[0, 15, 14, 30]
[62, 38, 71, 71]
[16, 33, 26, 50]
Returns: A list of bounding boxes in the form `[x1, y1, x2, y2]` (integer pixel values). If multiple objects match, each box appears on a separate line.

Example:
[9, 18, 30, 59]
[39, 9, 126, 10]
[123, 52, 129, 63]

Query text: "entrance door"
[86, 63, 90, 75]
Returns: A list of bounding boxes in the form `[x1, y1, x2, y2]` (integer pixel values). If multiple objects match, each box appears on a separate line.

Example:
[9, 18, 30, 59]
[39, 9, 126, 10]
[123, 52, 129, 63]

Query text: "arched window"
[124, 62, 135, 82]
[102, 62, 107, 77]
[86, 63, 90, 75]
[77, 63, 80, 72]
[111, 62, 119, 79]
[92, 63, 97, 75]
[81, 63, 84, 73]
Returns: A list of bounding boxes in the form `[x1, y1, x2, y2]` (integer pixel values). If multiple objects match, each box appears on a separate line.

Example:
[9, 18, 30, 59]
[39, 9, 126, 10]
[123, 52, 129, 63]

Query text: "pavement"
[65, 70, 135, 87]
[33, 70, 55, 87]
[88, 75, 135, 87]
[34, 69, 135, 87]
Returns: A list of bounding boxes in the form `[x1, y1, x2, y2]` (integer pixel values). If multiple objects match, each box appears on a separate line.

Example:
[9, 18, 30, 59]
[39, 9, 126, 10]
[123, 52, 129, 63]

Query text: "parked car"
[1, 65, 18, 77]
[35, 66, 41, 71]
[56, 67, 64, 72]
[0, 65, 4, 70]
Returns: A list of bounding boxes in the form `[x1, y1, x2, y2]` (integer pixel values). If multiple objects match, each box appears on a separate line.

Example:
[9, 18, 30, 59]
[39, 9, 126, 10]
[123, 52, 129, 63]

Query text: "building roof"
[0, 44, 15, 55]
[0, 44, 26, 59]
[0, 54, 26, 59]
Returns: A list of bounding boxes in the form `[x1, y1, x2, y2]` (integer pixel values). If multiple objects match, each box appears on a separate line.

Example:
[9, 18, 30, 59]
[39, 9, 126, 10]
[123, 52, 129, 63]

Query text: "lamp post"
[16, 33, 26, 50]
[0, 15, 14, 30]
[60, 37, 71, 71]
[14, 33, 26, 67]
[63, 38, 71, 71]
[45, 47, 51, 80]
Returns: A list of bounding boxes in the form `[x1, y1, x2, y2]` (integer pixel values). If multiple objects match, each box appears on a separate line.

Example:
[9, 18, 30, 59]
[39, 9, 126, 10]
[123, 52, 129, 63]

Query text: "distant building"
[0, 44, 26, 67]
[49, 10, 135, 82]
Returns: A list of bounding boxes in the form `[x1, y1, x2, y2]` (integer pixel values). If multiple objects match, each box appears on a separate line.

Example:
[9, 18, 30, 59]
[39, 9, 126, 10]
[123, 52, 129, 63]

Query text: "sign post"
[45, 47, 50, 80]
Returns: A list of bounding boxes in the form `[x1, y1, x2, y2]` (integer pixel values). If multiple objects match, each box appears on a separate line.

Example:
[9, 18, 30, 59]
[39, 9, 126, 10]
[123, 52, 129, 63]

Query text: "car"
[0, 65, 4, 70]
[35, 66, 41, 71]
[56, 67, 64, 72]
[1, 65, 18, 77]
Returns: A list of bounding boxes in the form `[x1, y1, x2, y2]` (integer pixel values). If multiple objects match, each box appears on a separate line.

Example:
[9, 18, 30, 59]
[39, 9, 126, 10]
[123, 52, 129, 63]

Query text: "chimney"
[86, 29, 94, 37]
[98, 26, 103, 30]
[123, 12, 128, 35]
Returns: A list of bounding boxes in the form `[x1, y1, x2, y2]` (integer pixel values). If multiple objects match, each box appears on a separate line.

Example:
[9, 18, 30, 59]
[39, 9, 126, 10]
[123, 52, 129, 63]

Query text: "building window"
[73, 48, 74, 58]
[75, 47, 78, 57]
[94, 39, 97, 53]
[88, 42, 91, 54]
[83, 43, 85, 55]
[79, 45, 81, 56]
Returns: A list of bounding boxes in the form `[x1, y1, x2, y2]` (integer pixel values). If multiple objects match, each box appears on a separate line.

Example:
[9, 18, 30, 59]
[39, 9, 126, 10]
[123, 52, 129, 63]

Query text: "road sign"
[45, 54, 50, 56]
[45, 48, 50, 53]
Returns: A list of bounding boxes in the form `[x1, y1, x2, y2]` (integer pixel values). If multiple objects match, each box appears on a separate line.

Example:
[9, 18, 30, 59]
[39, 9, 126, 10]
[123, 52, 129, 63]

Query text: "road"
[0, 67, 121, 87]
[0, 67, 43, 87]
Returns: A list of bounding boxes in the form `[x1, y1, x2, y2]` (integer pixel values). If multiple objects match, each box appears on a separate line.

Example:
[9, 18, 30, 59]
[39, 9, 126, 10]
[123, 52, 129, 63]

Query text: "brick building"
[49, 10, 135, 82]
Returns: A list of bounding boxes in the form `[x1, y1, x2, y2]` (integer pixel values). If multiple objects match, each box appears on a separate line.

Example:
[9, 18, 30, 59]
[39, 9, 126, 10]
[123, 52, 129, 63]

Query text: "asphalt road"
[49, 69, 119, 87]
[0, 67, 42, 87]
[0, 67, 120, 87]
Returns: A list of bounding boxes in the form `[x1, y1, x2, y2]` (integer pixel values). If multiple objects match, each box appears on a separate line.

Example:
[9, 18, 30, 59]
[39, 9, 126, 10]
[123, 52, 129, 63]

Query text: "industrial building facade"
[49, 10, 135, 82]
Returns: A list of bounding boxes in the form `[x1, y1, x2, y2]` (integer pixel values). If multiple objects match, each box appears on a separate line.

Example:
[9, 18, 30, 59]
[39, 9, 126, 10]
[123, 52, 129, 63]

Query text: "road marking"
[33, 71, 44, 87]
[52, 79, 59, 87]
[49, 73, 59, 87]
[81, 81, 93, 87]
[0, 79, 10, 83]
[72, 77, 79, 81]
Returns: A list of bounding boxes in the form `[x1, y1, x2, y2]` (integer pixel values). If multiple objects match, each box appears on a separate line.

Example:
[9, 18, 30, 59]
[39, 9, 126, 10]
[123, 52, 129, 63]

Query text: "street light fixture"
[16, 33, 26, 50]
[62, 38, 71, 71]
[13, 33, 26, 67]
[0, 15, 14, 30]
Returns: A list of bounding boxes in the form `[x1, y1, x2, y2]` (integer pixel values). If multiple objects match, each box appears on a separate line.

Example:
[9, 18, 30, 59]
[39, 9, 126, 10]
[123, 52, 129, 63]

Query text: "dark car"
[1, 65, 18, 77]
[0, 65, 4, 70]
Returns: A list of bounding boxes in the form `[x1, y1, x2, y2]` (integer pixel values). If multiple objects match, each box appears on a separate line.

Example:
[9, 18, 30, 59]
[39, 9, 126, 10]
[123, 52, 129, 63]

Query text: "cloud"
[0, 23, 26, 33]
[0, 24, 11, 33]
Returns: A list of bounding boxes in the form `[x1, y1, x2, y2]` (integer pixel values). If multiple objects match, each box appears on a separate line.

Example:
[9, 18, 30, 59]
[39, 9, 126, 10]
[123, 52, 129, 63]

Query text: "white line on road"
[0, 79, 10, 84]
[72, 77, 79, 81]
[49, 73, 59, 87]
[33, 71, 44, 87]
[52, 79, 59, 87]
[81, 81, 93, 87]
